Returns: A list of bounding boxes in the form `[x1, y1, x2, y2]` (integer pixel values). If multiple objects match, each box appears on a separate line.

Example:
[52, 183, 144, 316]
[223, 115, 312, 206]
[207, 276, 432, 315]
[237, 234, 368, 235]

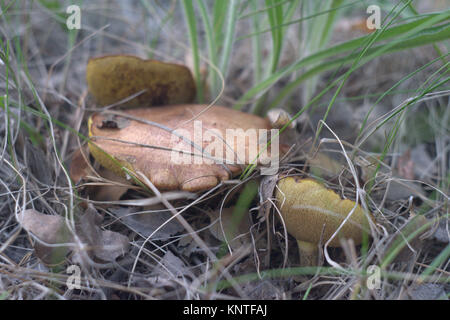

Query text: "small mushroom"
[266, 108, 296, 129]
[275, 176, 373, 266]
[88, 104, 276, 192]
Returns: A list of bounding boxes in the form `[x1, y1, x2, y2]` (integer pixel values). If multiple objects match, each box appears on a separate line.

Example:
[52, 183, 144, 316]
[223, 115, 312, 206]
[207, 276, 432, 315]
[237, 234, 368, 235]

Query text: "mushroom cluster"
[76, 55, 282, 193]
[69, 54, 376, 268]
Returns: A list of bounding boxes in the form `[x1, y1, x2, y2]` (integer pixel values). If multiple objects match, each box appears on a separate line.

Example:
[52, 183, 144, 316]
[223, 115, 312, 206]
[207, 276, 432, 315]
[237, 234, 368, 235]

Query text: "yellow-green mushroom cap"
[275, 177, 373, 247]
[86, 55, 196, 108]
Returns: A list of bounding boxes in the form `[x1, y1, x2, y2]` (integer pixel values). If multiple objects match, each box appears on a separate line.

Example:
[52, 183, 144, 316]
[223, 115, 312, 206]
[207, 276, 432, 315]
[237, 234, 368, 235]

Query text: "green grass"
[212, 264, 449, 292]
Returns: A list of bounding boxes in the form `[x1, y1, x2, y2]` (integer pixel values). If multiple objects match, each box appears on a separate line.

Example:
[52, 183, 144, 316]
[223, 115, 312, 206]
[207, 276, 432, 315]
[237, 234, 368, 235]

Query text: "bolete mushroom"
[275, 176, 373, 266]
[80, 55, 291, 194]
[88, 104, 279, 192]
[86, 55, 196, 108]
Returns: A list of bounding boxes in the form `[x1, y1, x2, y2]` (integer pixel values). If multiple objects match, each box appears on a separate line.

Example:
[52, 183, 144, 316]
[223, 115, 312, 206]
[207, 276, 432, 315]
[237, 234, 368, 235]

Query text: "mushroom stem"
[297, 240, 319, 267]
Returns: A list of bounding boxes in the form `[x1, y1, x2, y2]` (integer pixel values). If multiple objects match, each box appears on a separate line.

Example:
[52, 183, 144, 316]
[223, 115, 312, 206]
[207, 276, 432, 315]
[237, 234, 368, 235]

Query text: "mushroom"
[86, 55, 196, 108]
[88, 104, 278, 192]
[80, 55, 292, 193]
[275, 176, 373, 266]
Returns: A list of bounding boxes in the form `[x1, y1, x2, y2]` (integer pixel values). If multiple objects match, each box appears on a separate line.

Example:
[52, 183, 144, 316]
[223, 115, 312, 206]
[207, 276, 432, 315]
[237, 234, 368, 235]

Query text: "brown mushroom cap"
[275, 177, 373, 247]
[86, 55, 196, 108]
[88, 104, 273, 192]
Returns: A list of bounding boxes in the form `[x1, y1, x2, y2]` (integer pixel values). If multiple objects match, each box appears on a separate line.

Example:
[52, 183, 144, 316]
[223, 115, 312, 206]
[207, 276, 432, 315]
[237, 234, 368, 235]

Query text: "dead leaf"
[77, 204, 129, 262]
[88, 104, 273, 192]
[178, 235, 200, 257]
[86, 55, 196, 108]
[18, 206, 129, 265]
[92, 229, 129, 262]
[153, 250, 194, 279]
[19, 209, 72, 266]
[109, 206, 184, 240]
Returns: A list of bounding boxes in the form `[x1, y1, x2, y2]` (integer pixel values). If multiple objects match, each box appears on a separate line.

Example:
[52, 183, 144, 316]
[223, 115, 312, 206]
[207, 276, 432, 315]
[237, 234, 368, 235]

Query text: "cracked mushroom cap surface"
[88, 104, 274, 192]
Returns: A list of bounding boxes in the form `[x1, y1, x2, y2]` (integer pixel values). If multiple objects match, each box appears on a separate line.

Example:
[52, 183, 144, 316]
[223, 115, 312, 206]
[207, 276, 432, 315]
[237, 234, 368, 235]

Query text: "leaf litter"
[19, 205, 129, 265]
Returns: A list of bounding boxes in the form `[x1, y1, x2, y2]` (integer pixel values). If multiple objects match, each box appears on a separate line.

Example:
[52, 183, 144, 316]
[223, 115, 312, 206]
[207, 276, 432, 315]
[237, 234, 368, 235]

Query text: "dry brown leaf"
[153, 250, 194, 279]
[77, 204, 129, 262]
[19, 209, 72, 266]
[86, 55, 196, 108]
[19, 206, 129, 265]
[109, 206, 184, 240]
[178, 235, 200, 258]
[89, 229, 129, 262]
[88, 104, 273, 192]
